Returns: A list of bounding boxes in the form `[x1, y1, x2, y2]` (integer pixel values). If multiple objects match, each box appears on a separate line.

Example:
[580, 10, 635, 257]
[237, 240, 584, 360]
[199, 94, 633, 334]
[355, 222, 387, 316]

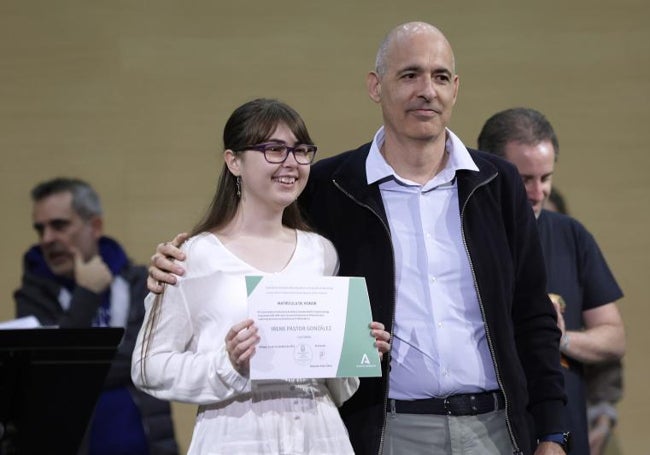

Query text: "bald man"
[148, 23, 568, 455]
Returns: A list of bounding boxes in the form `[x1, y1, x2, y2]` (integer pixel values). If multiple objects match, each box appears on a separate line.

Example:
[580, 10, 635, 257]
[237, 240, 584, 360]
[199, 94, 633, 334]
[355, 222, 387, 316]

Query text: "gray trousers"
[383, 408, 514, 455]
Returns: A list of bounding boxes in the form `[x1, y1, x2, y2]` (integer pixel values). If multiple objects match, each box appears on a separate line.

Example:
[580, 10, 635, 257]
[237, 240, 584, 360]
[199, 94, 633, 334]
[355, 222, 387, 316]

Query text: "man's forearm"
[561, 324, 625, 364]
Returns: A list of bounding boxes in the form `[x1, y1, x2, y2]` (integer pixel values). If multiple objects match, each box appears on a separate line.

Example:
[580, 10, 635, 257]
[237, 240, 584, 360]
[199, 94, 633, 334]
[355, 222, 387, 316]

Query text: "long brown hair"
[191, 98, 314, 236]
[140, 99, 316, 386]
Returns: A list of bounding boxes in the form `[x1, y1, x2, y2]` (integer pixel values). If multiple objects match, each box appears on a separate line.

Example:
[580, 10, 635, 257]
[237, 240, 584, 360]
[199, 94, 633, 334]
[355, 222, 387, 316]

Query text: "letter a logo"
[360, 353, 371, 365]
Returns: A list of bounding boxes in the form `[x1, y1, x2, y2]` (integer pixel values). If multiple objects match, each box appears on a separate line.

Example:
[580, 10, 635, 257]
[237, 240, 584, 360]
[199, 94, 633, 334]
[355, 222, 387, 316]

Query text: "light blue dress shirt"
[366, 127, 499, 399]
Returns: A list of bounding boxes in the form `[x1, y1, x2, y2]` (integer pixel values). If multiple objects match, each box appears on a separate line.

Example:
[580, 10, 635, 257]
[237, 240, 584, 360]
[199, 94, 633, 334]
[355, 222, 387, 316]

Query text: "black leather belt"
[391, 390, 505, 416]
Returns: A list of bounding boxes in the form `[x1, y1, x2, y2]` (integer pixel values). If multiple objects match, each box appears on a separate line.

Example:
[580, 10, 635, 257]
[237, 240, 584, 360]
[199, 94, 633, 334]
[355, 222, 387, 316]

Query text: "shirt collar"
[366, 126, 479, 188]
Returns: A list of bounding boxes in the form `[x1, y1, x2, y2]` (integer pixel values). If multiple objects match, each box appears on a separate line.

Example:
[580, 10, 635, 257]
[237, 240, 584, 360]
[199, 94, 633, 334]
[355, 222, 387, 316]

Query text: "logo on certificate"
[294, 343, 312, 365]
[360, 353, 371, 365]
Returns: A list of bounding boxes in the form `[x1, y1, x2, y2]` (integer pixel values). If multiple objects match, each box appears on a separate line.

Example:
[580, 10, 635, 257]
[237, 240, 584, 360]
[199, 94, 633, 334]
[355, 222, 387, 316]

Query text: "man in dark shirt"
[478, 108, 626, 455]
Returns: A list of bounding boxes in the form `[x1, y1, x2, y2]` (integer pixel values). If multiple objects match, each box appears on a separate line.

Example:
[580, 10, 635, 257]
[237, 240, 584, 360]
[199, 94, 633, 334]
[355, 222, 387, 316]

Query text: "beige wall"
[1, 1, 648, 452]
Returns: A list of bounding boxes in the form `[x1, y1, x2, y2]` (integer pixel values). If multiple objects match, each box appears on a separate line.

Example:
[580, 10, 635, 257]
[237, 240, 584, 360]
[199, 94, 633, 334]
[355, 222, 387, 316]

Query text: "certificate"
[246, 275, 381, 380]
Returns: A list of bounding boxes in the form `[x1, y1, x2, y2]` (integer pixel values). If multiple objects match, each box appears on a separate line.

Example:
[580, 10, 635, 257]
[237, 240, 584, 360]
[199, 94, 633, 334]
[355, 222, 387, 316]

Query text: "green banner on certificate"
[337, 278, 380, 376]
[246, 275, 381, 379]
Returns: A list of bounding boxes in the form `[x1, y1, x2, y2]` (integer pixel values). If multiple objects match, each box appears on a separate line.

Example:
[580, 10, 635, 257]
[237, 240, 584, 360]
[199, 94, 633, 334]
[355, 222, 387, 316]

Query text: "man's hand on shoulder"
[147, 232, 189, 294]
[72, 248, 112, 294]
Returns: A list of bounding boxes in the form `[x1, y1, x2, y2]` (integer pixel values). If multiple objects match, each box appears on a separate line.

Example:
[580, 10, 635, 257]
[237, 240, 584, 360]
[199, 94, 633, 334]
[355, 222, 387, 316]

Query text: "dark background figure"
[478, 108, 625, 455]
[14, 178, 179, 455]
[546, 187, 624, 455]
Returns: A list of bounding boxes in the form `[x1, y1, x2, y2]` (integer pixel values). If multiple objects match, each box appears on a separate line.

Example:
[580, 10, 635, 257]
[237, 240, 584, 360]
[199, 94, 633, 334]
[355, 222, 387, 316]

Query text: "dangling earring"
[236, 176, 241, 198]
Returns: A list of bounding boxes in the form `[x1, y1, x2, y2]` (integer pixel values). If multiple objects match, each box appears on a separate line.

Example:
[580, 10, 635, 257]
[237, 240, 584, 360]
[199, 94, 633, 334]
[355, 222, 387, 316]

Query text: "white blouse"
[132, 230, 359, 454]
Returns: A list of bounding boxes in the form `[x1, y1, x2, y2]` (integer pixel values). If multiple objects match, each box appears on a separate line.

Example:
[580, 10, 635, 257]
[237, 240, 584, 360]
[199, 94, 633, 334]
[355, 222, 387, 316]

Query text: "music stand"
[0, 328, 124, 455]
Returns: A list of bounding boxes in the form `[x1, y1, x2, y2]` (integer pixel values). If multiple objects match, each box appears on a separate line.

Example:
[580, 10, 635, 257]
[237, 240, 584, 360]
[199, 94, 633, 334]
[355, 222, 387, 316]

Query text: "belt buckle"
[470, 394, 478, 414]
[443, 397, 451, 415]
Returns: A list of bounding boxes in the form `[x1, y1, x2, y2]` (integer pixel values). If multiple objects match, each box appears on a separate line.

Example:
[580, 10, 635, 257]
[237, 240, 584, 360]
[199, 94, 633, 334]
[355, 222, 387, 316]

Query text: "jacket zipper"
[333, 179, 395, 455]
[459, 171, 522, 455]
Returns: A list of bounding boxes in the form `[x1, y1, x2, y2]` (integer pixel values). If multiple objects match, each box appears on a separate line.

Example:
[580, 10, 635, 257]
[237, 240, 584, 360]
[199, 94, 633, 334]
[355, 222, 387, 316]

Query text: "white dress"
[132, 231, 359, 455]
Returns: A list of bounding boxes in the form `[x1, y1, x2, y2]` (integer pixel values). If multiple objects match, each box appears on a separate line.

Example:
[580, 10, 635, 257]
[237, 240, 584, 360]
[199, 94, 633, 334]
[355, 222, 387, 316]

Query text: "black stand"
[0, 328, 124, 455]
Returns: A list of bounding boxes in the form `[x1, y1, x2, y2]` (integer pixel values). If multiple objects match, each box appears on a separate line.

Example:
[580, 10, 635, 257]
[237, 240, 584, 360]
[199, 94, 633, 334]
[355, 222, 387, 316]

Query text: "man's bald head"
[375, 22, 456, 78]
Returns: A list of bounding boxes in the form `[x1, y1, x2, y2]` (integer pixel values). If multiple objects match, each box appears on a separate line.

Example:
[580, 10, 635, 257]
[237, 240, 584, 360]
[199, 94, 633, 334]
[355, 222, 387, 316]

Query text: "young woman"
[131, 98, 390, 454]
